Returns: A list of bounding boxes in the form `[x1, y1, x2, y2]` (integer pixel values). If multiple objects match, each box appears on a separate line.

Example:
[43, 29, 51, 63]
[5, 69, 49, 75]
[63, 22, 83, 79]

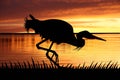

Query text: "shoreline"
[0, 32, 120, 35]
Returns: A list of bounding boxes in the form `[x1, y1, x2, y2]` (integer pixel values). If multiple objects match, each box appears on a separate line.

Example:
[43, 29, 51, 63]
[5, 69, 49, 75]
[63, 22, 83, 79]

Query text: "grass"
[0, 58, 119, 69]
[0, 58, 120, 80]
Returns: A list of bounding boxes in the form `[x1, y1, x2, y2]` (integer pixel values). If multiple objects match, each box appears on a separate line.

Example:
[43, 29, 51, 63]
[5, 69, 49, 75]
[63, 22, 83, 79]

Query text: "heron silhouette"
[24, 14, 106, 67]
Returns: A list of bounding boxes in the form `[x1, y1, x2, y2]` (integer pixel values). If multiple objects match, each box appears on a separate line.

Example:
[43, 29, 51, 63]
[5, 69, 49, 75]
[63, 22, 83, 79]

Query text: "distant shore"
[0, 32, 120, 35]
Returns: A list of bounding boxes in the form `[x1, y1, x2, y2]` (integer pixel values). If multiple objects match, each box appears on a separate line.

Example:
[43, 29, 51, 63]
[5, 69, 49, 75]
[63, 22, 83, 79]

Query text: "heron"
[24, 14, 106, 67]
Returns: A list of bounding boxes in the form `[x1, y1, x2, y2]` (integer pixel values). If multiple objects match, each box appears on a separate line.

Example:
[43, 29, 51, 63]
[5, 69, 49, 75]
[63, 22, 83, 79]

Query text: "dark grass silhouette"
[24, 14, 106, 67]
[0, 59, 120, 80]
[0, 58, 119, 69]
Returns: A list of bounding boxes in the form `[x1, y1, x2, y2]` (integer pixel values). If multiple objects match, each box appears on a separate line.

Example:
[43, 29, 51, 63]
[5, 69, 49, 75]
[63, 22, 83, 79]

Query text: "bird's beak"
[91, 35, 106, 41]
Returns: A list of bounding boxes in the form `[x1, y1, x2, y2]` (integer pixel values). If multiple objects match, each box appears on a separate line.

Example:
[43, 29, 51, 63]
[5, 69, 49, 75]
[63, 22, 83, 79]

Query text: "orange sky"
[0, 0, 120, 33]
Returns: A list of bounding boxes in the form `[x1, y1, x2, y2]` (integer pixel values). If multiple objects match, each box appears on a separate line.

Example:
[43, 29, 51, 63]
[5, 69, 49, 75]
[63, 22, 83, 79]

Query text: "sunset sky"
[0, 0, 120, 33]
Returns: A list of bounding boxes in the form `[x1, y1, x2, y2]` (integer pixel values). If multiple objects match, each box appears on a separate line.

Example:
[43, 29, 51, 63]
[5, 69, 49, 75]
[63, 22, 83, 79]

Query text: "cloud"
[0, 0, 120, 20]
[0, 0, 120, 32]
[0, 26, 25, 33]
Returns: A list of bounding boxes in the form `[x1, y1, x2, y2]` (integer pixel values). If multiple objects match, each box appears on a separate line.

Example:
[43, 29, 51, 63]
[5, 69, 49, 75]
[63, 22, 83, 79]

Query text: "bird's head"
[77, 31, 106, 41]
[75, 31, 106, 50]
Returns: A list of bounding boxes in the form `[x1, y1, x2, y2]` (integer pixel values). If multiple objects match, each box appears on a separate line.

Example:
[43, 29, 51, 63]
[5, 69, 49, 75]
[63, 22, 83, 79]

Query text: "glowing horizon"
[0, 17, 120, 33]
[0, 0, 120, 33]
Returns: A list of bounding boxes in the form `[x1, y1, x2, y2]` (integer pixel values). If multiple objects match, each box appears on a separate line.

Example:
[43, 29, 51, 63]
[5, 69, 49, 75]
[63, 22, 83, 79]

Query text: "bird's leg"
[36, 38, 48, 48]
[36, 40, 60, 67]
[36, 39, 59, 63]
[46, 42, 59, 65]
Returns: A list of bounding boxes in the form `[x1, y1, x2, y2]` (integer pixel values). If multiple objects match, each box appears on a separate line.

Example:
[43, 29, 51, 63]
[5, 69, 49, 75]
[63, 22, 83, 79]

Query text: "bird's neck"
[68, 38, 85, 48]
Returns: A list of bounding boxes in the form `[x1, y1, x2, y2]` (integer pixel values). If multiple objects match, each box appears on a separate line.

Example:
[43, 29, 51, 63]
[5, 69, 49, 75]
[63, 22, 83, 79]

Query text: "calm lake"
[0, 33, 120, 66]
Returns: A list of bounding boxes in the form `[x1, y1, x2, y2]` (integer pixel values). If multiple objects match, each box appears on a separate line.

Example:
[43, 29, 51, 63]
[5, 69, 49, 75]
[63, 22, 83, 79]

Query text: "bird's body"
[24, 14, 106, 67]
[36, 19, 75, 44]
[25, 17, 86, 48]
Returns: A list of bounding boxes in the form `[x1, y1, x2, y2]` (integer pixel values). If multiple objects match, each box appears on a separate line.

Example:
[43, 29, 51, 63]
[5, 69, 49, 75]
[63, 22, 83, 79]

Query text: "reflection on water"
[0, 33, 120, 66]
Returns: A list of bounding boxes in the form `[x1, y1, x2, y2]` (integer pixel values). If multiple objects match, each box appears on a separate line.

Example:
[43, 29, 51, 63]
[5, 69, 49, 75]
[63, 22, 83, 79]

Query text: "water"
[0, 33, 120, 66]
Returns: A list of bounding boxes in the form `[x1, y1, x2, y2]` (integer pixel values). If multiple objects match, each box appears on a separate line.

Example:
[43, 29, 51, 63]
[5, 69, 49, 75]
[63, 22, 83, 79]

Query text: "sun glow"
[0, 17, 120, 33]
[62, 17, 120, 33]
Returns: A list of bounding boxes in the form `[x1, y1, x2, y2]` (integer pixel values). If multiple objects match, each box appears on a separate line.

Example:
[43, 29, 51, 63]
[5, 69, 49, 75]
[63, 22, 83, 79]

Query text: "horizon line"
[0, 32, 120, 34]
